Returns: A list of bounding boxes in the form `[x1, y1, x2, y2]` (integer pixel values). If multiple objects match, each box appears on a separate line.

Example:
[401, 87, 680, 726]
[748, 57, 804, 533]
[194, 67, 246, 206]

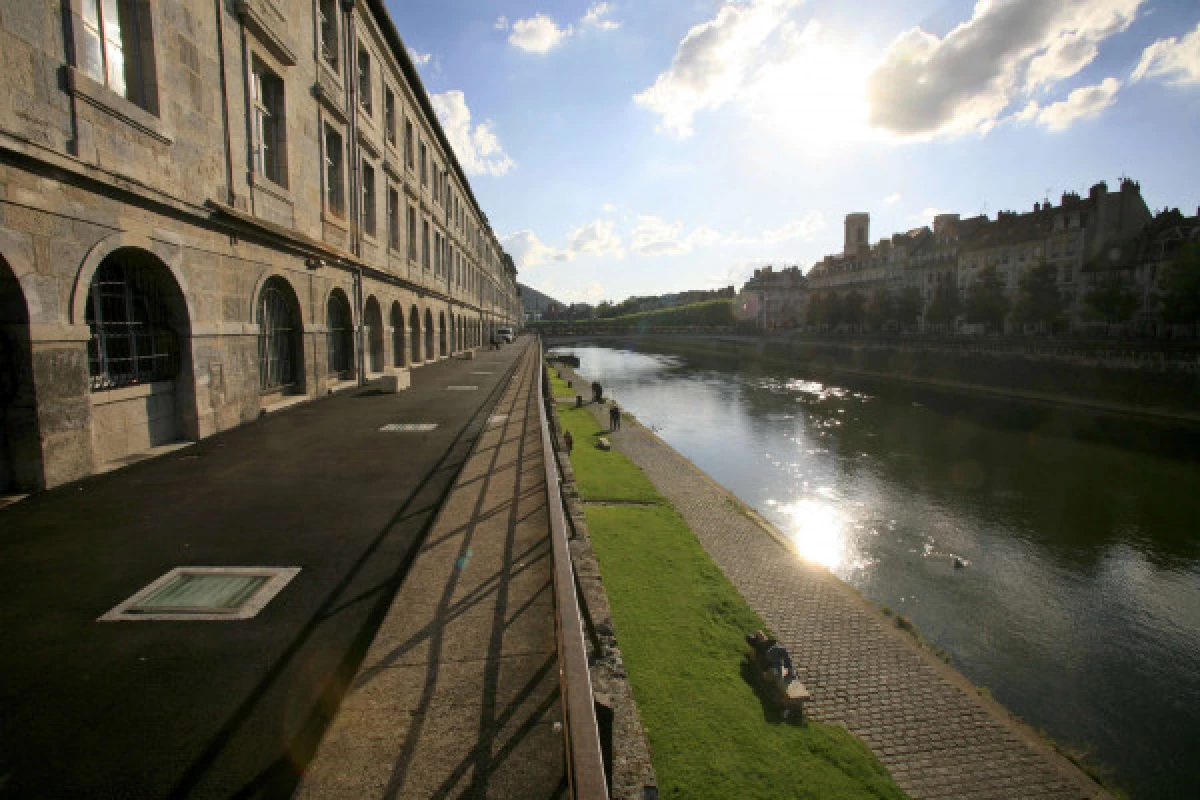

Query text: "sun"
[743, 25, 876, 153]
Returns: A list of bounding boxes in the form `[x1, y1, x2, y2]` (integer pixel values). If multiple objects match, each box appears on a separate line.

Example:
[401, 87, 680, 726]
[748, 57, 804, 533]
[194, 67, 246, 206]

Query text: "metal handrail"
[536, 339, 609, 799]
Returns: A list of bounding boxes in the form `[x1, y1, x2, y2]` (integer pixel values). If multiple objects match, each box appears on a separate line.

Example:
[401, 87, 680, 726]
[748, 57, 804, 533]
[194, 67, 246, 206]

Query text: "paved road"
[0, 339, 531, 798]
[297, 342, 565, 799]
[573, 378, 1109, 800]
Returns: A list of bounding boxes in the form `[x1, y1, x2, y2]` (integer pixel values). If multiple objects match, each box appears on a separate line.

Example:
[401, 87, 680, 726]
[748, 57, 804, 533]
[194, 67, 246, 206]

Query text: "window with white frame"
[318, 0, 338, 69]
[324, 124, 345, 217]
[422, 219, 430, 269]
[361, 160, 376, 237]
[78, 0, 158, 113]
[357, 43, 372, 114]
[384, 87, 396, 146]
[388, 187, 400, 250]
[407, 204, 417, 260]
[250, 57, 286, 187]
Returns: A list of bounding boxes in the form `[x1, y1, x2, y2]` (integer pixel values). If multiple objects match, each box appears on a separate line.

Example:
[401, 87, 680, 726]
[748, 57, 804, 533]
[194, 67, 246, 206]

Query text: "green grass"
[547, 366, 577, 399]
[553, 401, 907, 798]
[556, 406, 661, 503]
[585, 504, 905, 799]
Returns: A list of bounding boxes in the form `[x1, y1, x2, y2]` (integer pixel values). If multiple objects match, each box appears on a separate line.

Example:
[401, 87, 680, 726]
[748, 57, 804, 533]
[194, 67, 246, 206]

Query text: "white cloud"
[762, 211, 826, 243]
[866, 0, 1143, 138]
[502, 230, 570, 269]
[1026, 77, 1121, 131]
[632, 216, 692, 256]
[582, 2, 620, 31]
[601, 202, 617, 213]
[634, 0, 807, 138]
[509, 13, 573, 54]
[502, 219, 626, 269]
[884, 193, 902, 205]
[494, 16, 509, 31]
[566, 219, 625, 258]
[1132, 22, 1200, 86]
[407, 48, 432, 67]
[430, 91, 515, 177]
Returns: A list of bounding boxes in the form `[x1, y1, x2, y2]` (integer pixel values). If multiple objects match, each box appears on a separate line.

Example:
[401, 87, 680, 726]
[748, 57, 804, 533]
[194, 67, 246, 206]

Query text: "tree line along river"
[551, 342, 1200, 800]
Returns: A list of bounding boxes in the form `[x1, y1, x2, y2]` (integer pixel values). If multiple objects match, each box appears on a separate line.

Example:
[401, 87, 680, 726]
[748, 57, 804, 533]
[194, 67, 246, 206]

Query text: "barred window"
[326, 290, 353, 379]
[257, 279, 300, 392]
[85, 257, 180, 391]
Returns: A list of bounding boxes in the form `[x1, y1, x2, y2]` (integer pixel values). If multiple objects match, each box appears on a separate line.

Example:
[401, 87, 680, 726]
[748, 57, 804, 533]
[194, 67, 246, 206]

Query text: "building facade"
[0, 0, 521, 492]
[737, 266, 806, 329]
[793, 179, 1189, 334]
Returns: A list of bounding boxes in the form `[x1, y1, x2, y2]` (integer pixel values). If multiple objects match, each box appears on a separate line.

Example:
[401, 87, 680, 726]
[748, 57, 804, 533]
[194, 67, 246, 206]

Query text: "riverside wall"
[546, 333, 1200, 423]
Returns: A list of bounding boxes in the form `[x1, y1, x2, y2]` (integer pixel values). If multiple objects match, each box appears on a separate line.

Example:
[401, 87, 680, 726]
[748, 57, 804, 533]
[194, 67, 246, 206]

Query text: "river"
[552, 342, 1200, 800]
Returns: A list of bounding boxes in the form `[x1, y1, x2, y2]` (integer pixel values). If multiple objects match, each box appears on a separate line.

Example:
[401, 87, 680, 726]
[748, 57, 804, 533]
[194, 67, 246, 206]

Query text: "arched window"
[85, 255, 182, 391]
[327, 289, 353, 379]
[409, 305, 421, 363]
[424, 309, 434, 361]
[391, 303, 405, 368]
[257, 278, 301, 392]
[364, 296, 383, 373]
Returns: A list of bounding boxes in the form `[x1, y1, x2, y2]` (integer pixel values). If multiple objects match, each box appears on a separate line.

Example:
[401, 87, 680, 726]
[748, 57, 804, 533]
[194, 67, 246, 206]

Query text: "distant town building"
[747, 178, 1197, 335]
[737, 266, 806, 329]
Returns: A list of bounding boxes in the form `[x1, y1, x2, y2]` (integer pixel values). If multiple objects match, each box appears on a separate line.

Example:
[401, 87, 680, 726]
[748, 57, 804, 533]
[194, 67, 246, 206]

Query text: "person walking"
[609, 403, 621, 432]
[563, 429, 574, 453]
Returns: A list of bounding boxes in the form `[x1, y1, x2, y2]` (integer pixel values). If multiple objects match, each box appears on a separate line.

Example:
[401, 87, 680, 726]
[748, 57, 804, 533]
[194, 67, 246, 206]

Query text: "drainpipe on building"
[343, 0, 366, 385]
[213, 0, 236, 207]
[237, 15, 255, 217]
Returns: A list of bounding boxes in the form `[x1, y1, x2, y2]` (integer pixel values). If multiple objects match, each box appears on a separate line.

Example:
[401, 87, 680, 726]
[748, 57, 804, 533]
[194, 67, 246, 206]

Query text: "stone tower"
[844, 213, 870, 257]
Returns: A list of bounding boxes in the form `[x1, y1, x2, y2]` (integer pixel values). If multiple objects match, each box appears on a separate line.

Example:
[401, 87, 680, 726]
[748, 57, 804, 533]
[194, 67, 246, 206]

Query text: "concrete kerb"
[541, 359, 658, 800]
[568, 362, 1113, 800]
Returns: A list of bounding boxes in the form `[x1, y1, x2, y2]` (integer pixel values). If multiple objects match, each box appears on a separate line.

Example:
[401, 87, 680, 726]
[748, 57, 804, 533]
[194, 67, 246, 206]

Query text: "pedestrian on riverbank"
[592, 381, 603, 403]
[563, 429, 574, 453]
[609, 403, 621, 432]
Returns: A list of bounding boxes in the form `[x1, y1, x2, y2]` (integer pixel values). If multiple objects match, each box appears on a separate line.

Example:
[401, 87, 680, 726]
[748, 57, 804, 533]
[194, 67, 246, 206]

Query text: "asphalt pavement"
[0, 338, 532, 799]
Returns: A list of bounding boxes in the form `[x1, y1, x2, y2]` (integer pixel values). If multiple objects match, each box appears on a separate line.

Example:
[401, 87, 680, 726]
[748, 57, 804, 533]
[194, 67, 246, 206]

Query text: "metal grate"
[86, 259, 181, 391]
[445, 385, 478, 391]
[100, 567, 300, 621]
[380, 423, 437, 432]
[258, 283, 298, 391]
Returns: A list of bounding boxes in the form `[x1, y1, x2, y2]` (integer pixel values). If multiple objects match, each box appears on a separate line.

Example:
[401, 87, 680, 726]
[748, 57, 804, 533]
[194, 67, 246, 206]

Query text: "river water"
[553, 343, 1200, 799]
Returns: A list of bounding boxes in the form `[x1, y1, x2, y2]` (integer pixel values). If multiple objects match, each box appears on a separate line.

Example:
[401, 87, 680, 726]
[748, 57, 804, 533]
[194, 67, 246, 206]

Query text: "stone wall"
[0, 2, 518, 491]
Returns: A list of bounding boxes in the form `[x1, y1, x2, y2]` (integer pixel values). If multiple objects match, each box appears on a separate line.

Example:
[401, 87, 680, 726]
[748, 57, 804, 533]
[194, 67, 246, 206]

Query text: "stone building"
[796, 179, 1155, 332]
[0, 0, 521, 492]
[737, 265, 806, 329]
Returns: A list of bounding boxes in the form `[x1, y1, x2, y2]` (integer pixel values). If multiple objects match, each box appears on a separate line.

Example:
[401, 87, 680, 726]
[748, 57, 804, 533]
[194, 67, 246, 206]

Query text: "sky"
[384, 0, 1200, 305]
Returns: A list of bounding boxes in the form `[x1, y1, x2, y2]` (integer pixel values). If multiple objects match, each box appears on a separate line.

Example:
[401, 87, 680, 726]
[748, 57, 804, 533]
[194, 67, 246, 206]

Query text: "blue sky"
[385, 0, 1200, 305]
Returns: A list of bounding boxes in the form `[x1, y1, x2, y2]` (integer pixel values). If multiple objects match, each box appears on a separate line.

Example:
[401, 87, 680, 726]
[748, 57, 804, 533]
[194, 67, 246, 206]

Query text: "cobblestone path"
[584, 400, 1107, 800]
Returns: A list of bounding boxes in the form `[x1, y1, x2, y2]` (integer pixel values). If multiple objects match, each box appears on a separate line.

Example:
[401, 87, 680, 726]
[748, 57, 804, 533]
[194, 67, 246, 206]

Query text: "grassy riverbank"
[548, 369, 576, 399]
[555, 404, 905, 799]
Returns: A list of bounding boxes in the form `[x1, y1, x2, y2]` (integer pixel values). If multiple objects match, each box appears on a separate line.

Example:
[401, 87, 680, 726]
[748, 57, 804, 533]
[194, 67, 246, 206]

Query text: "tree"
[1013, 260, 1067, 334]
[893, 287, 923, 330]
[1160, 243, 1200, 337]
[865, 290, 893, 331]
[842, 290, 865, 331]
[925, 282, 960, 331]
[965, 266, 1010, 333]
[1084, 274, 1139, 335]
